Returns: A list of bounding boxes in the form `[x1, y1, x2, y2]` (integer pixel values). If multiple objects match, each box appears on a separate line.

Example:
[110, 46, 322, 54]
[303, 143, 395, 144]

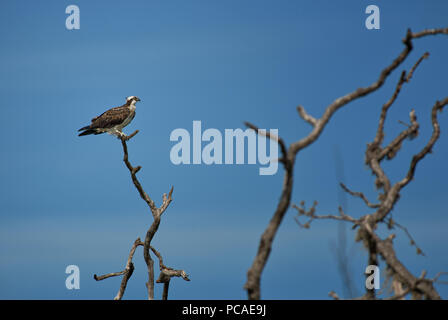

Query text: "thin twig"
[340, 183, 380, 208]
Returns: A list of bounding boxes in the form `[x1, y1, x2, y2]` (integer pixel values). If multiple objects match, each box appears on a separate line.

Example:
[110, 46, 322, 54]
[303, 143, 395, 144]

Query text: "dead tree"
[244, 27, 448, 300]
[93, 130, 190, 300]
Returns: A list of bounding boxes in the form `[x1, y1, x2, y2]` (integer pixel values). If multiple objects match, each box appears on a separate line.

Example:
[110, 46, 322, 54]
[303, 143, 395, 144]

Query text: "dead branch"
[340, 183, 380, 209]
[119, 132, 176, 300]
[244, 27, 447, 300]
[94, 130, 186, 300]
[293, 202, 359, 229]
[433, 272, 448, 285]
[369, 232, 440, 299]
[150, 246, 190, 300]
[386, 218, 425, 256]
[328, 291, 340, 300]
[94, 238, 143, 300]
[397, 97, 448, 190]
[295, 94, 447, 299]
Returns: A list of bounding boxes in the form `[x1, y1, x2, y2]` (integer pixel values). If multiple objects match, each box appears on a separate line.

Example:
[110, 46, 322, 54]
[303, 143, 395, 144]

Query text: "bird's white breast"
[120, 109, 135, 128]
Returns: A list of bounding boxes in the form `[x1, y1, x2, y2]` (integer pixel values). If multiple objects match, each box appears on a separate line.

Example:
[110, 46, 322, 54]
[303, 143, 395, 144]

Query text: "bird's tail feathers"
[78, 125, 91, 132]
[78, 129, 98, 136]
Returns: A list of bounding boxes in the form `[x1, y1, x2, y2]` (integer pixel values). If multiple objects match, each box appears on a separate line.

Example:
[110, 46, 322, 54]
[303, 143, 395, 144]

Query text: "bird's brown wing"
[90, 105, 131, 129]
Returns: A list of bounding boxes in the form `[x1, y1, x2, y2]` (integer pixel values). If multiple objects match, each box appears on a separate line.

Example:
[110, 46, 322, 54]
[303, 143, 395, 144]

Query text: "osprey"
[78, 96, 141, 137]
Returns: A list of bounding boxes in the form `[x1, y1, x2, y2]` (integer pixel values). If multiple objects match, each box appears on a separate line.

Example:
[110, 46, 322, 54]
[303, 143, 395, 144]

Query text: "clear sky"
[0, 0, 447, 299]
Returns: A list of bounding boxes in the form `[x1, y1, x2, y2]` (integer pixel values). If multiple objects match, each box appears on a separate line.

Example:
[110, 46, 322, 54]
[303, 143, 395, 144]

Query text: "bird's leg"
[113, 129, 125, 139]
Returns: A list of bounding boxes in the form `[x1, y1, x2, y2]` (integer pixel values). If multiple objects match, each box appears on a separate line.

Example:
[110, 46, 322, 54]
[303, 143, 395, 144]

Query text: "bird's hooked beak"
[136, 97, 141, 102]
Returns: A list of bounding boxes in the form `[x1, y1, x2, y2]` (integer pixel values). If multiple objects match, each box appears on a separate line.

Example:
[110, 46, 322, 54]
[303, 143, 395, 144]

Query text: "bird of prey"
[78, 96, 141, 137]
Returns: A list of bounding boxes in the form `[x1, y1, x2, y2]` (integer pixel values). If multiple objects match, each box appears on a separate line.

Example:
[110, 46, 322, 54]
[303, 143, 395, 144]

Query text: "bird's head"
[126, 96, 141, 103]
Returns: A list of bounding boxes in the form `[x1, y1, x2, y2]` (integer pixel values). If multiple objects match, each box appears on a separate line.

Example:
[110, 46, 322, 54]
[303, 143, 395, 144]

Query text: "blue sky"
[0, 0, 447, 299]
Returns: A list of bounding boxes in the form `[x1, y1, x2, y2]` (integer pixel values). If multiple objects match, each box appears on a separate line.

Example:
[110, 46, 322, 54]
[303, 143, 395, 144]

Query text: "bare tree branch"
[433, 272, 448, 285]
[411, 27, 448, 38]
[387, 218, 425, 256]
[119, 133, 176, 299]
[293, 202, 359, 229]
[94, 238, 143, 300]
[365, 52, 427, 197]
[340, 183, 380, 209]
[94, 131, 184, 300]
[150, 246, 190, 300]
[244, 121, 288, 161]
[120, 131, 158, 214]
[244, 27, 447, 300]
[328, 291, 340, 300]
[94, 271, 126, 281]
[397, 97, 448, 190]
[368, 232, 440, 299]
[296, 95, 446, 299]
[406, 52, 429, 82]
[297, 105, 318, 127]
[372, 51, 428, 150]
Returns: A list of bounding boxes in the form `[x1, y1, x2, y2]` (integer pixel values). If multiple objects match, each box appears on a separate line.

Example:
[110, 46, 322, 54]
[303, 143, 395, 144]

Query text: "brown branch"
[387, 218, 425, 256]
[119, 132, 176, 300]
[296, 204, 442, 299]
[397, 97, 448, 190]
[384, 271, 429, 300]
[120, 133, 158, 215]
[372, 51, 427, 149]
[340, 183, 380, 209]
[162, 281, 170, 300]
[122, 129, 140, 141]
[365, 233, 378, 299]
[328, 291, 340, 300]
[297, 105, 318, 127]
[329, 97, 445, 299]
[367, 232, 440, 299]
[293, 202, 359, 229]
[243, 28, 447, 300]
[371, 52, 428, 163]
[243, 152, 294, 299]
[140, 187, 174, 299]
[433, 272, 448, 285]
[372, 70, 408, 148]
[410, 27, 448, 38]
[114, 238, 144, 300]
[94, 238, 143, 300]
[150, 246, 190, 300]
[244, 121, 288, 161]
[288, 28, 432, 157]
[366, 97, 448, 225]
[406, 52, 429, 82]
[94, 271, 126, 281]
[378, 109, 419, 162]
[365, 52, 427, 195]
[151, 245, 191, 283]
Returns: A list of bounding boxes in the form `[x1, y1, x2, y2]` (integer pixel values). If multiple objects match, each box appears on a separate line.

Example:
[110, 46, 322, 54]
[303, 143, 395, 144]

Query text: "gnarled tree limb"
[244, 27, 447, 300]
[94, 237, 143, 300]
[94, 130, 187, 300]
[119, 132, 175, 300]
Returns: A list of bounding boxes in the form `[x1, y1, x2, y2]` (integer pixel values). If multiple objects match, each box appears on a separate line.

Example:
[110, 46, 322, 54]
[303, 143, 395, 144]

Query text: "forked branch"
[94, 238, 143, 300]
[94, 130, 187, 300]
[244, 27, 447, 300]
